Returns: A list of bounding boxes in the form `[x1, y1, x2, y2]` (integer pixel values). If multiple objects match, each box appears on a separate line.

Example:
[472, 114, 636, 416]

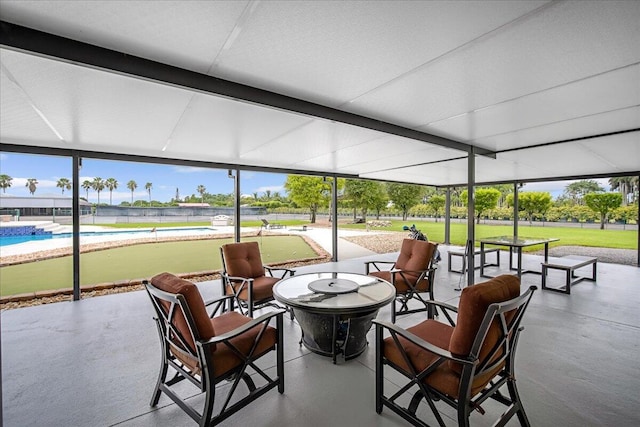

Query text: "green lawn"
[339, 220, 638, 250]
[2, 220, 637, 297]
[0, 235, 317, 296]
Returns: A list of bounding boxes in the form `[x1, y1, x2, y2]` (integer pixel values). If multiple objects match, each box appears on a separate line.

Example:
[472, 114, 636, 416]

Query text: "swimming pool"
[0, 227, 219, 247]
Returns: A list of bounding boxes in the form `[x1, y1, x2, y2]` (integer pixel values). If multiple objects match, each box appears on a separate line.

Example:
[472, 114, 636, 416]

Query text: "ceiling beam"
[0, 21, 494, 157]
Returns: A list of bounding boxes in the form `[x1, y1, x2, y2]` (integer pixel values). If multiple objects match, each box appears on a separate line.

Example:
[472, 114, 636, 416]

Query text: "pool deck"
[0, 221, 379, 260]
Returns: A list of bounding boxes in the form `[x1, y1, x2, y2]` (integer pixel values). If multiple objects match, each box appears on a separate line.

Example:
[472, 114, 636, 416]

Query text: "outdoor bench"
[447, 247, 500, 274]
[541, 255, 597, 294]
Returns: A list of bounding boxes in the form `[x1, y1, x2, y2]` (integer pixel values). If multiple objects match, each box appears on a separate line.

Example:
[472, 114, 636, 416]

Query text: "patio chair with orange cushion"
[365, 238, 439, 323]
[373, 274, 536, 426]
[144, 272, 284, 427]
[220, 241, 294, 317]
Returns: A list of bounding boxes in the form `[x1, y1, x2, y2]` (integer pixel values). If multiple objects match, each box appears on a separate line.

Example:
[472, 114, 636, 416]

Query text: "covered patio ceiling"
[1, 1, 639, 186]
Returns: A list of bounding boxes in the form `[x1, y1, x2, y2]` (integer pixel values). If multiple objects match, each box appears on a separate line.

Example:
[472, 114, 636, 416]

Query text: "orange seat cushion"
[383, 274, 522, 399]
[149, 272, 278, 380]
[210, 311, 278, 379]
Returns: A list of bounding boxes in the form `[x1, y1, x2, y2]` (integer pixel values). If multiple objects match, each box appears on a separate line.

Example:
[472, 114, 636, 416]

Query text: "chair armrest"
[201, 309, 286, 346]
[221, 272, 254, 284]
[424, 300, 459, 314]
[204, 294, 234, 306]
[390, 266, 437, 275]
[423, 300, 459, 326]
[264, 265, 295, 278]
[373, 319, 473, 366]
[204, 295, 235, 317]
[365, 261, 395, 266]
[365, 260, 396, 274]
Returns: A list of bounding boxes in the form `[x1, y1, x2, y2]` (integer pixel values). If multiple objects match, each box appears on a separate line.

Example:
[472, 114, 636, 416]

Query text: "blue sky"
[0, 151, 610, 203]
[0, 152, 287, 203]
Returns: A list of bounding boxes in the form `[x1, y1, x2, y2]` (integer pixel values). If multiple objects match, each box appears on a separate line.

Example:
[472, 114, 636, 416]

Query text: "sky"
[0, 151, 611, 203]
[0, 152, 287, 203]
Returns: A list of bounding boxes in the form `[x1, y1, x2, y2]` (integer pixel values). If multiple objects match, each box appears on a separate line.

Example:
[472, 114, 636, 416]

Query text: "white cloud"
[256, 185, 284, 194]
[522, 178, 611, 197]
[10, 177, 57, 189]
[171, 165, 213, 174]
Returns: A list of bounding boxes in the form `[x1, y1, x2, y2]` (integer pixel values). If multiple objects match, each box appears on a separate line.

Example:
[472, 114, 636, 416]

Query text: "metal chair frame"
[374, 285, 537, 427]
[220, 246, 294, 317]
[365, 242, 439, 323]
[145, 281, 284, 427]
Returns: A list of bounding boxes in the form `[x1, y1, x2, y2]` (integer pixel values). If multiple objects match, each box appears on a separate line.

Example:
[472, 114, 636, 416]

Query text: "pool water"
[0, 227, 217, 247]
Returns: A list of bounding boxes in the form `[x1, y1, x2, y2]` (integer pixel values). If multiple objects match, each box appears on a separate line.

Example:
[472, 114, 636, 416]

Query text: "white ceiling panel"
[212, 1, 548, 106]
[361, 160, 470, 187]
[576, 134, 640, 173]
[165, 93, 312, 162]
[0, 0, 249, 74]
[494, 133, 640, 181]
[0, 65, 61, 144]
[345, 0, 640, 129]
[294, 135, 462, 174]
[423, 65, 640, 147]
[472, 107, 640, 151]
[240, 119, 383, 168]
[0, 49, 195, 151]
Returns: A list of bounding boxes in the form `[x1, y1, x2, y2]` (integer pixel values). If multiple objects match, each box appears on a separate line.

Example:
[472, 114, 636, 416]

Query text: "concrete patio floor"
[2, 247, 640, 426]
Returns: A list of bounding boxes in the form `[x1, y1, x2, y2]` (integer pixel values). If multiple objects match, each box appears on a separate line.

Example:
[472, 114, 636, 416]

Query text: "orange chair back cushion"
[395, 239, 436, 278]
[222, 241, 265, 279]
[448, 274, 520, 373]
[150, 272, 216, 351]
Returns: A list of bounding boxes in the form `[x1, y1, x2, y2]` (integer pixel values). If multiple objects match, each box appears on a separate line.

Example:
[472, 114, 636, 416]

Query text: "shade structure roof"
[1, 1, 639, 186]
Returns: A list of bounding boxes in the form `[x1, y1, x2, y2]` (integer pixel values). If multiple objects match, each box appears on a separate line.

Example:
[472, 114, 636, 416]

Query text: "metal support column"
[229, 169, 240, 242]
[466, 151, 476, 286]
[444, 188, 451, 245]
[637, 174, 639, 267]
[72, 154, 81, 300]
[331, 177, 338, 262]
[513, 182, 519, 238]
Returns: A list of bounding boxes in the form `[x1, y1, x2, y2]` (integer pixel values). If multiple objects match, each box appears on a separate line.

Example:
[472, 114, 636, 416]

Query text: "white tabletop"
[273, 272, 395, 314]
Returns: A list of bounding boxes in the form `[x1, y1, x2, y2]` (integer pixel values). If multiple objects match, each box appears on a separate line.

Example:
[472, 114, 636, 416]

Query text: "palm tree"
[82, 180, 92, 200]
[56, 178, 71, 195]
[92, 177, 105, 205]
[25, 178, 38, 195]
[127, 180, 137, 204]
[105, 178, 118, 205]
[609, 176, 637, 206]
[0, 174, 13, 193]
[196, 185, 206, 204]
[145, 182, 152, 205]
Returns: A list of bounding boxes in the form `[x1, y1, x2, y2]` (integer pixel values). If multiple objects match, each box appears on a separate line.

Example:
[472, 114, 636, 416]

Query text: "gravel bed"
[530, 246, 638, 266]
[344, 233, 638, 266]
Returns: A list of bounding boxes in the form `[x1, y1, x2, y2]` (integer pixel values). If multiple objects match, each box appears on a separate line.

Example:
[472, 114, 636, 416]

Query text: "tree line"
[0, 173, 636, 229]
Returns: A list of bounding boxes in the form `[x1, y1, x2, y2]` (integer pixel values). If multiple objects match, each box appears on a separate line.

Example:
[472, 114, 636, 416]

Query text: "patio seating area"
[2, 246, 639, 426]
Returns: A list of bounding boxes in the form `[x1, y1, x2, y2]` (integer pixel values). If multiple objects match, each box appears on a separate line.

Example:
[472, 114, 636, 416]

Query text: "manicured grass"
[0, 235, 317, 296]
[339, 220, 638, 250]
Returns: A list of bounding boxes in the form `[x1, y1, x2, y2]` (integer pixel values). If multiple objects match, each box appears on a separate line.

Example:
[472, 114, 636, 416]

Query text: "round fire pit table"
[273, 272, 395, 363]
